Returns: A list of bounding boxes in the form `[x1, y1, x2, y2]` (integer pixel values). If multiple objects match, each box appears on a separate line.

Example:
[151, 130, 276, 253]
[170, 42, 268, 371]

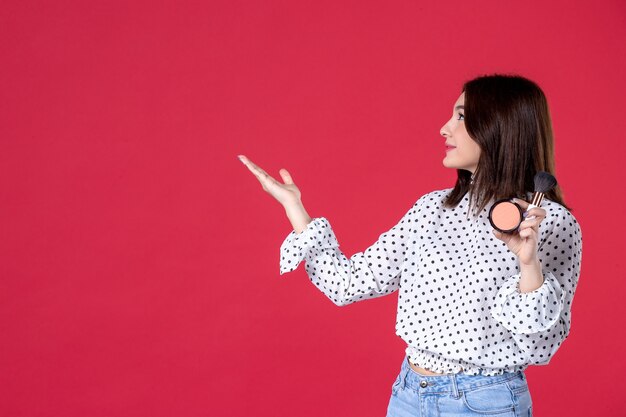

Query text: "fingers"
[520, 208, 546, 226]
[239, 155, 268, 177]
[512, 199, 546, 216]
[518, 209, 545, 242]
[511, 198, 528, 209]
[519, 217, 542, 231]
[279, 168, 294, 185]
[518, 226, 537, 240]
[239, 155, 276, 184]
[493, 229, 512, 244]
[512, 198, 547, 225]
[239, 155, 297, 190]
[525, 206, 546, 218]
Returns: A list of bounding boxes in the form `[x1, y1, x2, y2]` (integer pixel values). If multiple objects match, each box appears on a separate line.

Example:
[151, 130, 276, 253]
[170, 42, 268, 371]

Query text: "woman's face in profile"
[440, 92, 481, 174]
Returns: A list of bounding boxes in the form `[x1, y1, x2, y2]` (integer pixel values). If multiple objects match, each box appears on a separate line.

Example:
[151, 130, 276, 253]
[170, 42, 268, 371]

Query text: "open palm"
[238, 155, 301, 207]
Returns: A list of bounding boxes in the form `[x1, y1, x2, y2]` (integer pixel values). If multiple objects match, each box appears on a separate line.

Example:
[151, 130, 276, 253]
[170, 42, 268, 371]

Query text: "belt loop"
[449, 373, 460, 399]
[401, 355, 411, 390]
[401, 365, 409, 390]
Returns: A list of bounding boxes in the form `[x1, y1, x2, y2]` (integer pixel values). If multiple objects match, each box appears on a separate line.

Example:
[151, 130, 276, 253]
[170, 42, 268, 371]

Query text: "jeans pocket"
[506, 374, 533, 415]
[462, 381, 516, 415]
[505, 374, 529, 395]
[512, 384, 533, 416]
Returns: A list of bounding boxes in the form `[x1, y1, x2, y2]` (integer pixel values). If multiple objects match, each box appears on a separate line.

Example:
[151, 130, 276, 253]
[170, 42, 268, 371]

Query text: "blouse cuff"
[279, 217, 339, 275]
[489, 270, 566, 334]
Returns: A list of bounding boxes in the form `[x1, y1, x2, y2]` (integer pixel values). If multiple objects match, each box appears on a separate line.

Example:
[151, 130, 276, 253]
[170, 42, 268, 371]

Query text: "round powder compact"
[488, 199, 524, 233]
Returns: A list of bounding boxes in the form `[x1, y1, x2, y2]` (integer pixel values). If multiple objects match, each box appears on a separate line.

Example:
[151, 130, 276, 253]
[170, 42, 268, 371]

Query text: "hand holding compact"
[489, 171, 557, 265]
[492, 198, 547, 265]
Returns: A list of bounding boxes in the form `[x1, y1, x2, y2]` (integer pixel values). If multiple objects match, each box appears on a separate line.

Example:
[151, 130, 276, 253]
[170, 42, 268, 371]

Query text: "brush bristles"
[534, 171, 557, 193]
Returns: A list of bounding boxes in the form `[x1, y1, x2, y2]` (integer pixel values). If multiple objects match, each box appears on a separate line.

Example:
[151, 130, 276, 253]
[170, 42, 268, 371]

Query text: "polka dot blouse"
[279, 187, 583, 376]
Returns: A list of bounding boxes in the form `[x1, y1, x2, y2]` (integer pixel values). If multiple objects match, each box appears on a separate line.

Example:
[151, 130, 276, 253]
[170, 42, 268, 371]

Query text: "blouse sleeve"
[489, 206, 583, 365]
[278, 196, 425, 307]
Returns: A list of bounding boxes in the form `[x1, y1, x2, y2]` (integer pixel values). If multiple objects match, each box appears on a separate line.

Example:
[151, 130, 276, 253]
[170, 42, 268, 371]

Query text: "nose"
[440, 125, 449, 138]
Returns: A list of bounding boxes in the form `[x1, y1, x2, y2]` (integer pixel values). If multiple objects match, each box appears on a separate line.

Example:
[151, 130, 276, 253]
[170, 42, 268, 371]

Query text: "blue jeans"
[386, 354, 533, 417]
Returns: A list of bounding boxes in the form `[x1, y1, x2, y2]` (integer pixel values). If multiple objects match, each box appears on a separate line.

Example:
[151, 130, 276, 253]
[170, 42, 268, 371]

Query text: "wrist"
[519, 256, 541, 269]
[283, 198, 304, 211]
[284, 201, 312, 233]
[520, 256, 540, 268]
[518, 258, 544, 293]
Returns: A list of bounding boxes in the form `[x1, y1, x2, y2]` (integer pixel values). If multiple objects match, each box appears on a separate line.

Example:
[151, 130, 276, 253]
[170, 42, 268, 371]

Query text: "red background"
[1, 1, 624, 416]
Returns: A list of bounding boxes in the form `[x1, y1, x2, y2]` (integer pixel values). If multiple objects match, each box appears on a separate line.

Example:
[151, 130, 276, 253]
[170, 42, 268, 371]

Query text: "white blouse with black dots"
[278, 187, 583, 376]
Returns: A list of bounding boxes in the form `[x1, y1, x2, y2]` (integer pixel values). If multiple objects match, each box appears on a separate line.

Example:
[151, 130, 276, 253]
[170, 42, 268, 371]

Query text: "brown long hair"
[443, 73, 572, 217]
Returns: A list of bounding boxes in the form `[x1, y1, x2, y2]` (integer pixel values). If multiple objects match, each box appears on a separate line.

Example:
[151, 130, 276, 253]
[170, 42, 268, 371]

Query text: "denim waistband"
[397, 354, 525, 397]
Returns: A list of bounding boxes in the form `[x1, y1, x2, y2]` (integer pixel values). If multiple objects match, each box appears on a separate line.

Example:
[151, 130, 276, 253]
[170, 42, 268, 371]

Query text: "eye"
[456, 113, 464, 121]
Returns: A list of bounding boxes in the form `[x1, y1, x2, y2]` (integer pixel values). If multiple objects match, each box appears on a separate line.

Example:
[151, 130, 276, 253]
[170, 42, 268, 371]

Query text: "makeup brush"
[488, 171, 558, 233]
[524, 171, 557, 220]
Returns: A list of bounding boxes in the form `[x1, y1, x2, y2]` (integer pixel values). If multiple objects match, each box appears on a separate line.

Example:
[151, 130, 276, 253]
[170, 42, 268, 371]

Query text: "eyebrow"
[455, 105, 465, 110]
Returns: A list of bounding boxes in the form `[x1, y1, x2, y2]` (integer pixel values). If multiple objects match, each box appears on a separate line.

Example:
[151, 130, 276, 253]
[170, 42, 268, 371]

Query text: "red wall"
[1, 1, 624, 416]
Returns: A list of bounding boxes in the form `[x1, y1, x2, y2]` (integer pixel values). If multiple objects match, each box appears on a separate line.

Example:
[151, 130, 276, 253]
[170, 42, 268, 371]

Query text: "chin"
[442, 160, 455, 169]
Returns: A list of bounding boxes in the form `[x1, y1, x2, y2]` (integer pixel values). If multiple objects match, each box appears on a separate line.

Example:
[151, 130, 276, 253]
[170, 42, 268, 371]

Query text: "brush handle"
[529, 192, 544, 208]
[524, 191, 545, 221]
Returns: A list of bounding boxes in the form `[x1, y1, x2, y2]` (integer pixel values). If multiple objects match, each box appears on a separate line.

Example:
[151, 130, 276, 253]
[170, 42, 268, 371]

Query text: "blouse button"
[420, 380, 428, 388]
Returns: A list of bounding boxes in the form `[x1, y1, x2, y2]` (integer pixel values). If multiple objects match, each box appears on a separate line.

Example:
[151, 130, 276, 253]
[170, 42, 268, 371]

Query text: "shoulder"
[416, 187, 454, 205]
[540, 198, 582, 239]
[405, 188, 454, 218]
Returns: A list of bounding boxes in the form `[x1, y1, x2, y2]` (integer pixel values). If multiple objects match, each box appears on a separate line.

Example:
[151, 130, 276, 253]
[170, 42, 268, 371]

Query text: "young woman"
[238, 74, 582, 417]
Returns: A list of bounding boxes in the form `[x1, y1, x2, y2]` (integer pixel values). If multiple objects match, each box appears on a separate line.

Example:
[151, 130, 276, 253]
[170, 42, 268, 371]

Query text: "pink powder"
[491, 201, 521, 231]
